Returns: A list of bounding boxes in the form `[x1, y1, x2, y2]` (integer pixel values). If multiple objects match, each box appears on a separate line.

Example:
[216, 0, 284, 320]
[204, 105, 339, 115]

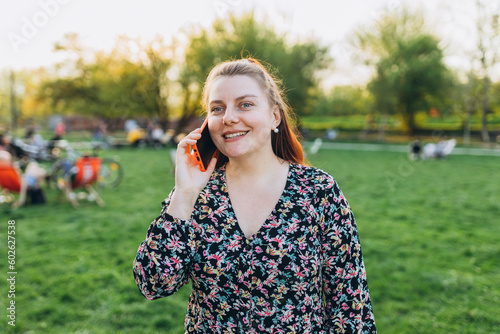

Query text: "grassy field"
[1, 147, 499, 333]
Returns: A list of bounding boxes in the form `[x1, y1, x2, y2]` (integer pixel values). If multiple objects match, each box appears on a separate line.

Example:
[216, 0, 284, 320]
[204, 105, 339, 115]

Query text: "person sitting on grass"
[57, 155, 104, 208]
[0, 151, 46, 208]
[409, 138, 423, 160]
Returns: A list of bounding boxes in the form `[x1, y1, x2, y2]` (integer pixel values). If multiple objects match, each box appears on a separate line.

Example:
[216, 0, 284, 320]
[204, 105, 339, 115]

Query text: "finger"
[186, 127, 203, 137]
[178, 136, 200, 153]
[206, 157, 217, 174]
[183, 143, 190, 155]
[191, 127, 203, 134]
[187, 130, 202, 138]
[177, 129, 203, 158]
[179, 132, 201, 145]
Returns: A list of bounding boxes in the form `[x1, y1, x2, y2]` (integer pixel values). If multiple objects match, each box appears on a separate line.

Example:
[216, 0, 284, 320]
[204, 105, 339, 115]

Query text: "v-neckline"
[222, 163, 293, 241]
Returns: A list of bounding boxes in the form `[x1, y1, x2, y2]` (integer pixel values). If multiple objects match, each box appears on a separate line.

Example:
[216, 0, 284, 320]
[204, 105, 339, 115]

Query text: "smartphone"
[191, 118, 218, 172]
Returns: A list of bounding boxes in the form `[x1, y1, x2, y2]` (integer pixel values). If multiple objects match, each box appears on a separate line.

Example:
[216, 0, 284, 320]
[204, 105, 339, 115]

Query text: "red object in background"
[0, 164, 22, 192]
[71, 157, 101, 189]
[429, 107, 439, 118]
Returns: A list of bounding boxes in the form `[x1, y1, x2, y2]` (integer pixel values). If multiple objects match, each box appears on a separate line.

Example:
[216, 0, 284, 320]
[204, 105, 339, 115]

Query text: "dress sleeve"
[318, 178, 377, 333]
[133, 190, 200, 300]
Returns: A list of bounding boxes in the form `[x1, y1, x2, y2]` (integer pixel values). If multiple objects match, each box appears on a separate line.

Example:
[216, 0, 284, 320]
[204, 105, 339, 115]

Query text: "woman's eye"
[211, 106, 224, 113]
[240, 102, 253, 108]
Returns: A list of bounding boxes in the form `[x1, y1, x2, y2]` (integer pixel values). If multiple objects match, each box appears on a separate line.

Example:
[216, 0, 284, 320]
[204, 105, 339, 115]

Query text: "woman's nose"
[222, 107, 239, 125]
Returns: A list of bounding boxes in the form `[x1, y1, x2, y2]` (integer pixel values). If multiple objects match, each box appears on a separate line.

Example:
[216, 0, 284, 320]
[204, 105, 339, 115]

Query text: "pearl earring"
[274, 127, 279, 134]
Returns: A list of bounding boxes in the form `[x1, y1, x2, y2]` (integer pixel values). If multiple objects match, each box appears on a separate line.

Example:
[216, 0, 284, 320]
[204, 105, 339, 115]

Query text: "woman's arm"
[133, 127, 216, 299]
[319, 178, 377, 333]
[133, 194, 200, 300]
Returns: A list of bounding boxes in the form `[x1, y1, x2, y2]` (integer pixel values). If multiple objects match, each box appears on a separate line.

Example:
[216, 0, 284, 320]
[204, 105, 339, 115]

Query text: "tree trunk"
[463, 113, 471, 145]
[10, 71, 18, 131]
[405, 106, 416, 136]
[377, 114, 388, 142]
[463, 72, 476, 146]
[481, 75, 490, 142]
[175, 85, 199, 136]
[156, 90, 169, 130]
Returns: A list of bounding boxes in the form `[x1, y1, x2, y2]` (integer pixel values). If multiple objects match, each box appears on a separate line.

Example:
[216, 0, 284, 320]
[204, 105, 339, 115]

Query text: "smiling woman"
[133, 58, 377, 333]
[202, 58, 305, 169]
[207, 75, 281, 165]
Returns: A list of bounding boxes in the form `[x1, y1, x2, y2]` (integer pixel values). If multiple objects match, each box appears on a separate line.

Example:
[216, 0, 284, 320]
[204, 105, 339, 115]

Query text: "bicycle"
[48, 141, 123, 190]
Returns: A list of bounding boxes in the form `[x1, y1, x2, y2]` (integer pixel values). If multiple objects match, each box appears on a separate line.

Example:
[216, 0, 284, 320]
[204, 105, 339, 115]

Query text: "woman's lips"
[223, 131, 248, 139]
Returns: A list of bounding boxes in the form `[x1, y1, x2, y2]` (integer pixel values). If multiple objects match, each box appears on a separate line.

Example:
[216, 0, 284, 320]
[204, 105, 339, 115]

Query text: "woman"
[133, 58, 377, 333]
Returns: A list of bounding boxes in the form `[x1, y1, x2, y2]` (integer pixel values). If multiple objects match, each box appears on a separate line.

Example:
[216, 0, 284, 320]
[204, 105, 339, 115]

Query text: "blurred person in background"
[53, 120, 66, 140]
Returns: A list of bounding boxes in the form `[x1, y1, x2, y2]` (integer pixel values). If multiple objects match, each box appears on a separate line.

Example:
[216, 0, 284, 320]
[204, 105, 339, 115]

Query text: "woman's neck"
[226, 154, 288, 183]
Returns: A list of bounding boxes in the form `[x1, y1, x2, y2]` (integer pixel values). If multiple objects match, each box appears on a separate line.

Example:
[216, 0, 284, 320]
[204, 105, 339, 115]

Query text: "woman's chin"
[219, 147, 250, 160]
[222, 151, 245, 160]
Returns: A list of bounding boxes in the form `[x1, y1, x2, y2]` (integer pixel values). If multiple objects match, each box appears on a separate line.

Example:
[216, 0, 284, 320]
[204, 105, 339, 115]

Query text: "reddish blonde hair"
[201, 58, 305, 168]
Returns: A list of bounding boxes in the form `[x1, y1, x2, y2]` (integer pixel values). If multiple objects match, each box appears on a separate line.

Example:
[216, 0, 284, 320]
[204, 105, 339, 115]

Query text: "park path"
[305, 141, 500, 157]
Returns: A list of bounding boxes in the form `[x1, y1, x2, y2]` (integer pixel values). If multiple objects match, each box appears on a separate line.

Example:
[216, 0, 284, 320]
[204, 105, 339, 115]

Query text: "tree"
[312, 85, 373, 117]
[175, 28, 218, 131]
[9, 71, 19, 130]
[176, 12, 331, 130]
[491, 81, 500, 115]
[0, 70, 26, 131]
[379, 35, 451, 134]
[473, 0, 500, 142]
[37, 34, 174, 127]
[460, 71, 483, 145]
[142, 37, 173, 127]
[352, 6, 453, 135]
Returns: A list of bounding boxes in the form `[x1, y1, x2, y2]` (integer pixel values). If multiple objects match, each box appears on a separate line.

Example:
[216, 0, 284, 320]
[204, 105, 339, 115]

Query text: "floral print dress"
[133, 163, 376, 333]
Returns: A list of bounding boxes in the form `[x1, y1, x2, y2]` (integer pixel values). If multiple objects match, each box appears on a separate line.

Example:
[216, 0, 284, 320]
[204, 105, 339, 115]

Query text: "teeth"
[224, 132, 247, 139]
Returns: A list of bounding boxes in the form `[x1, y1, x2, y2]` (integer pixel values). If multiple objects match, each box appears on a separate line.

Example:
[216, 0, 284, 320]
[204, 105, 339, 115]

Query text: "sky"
[0, 0, 495, 85]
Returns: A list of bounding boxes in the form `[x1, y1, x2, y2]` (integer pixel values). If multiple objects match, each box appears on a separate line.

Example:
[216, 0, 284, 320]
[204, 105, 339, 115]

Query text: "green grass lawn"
[1, 147, 499, 333]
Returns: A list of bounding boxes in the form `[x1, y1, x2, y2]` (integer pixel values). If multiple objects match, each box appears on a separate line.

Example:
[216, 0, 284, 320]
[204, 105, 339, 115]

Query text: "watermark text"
[6, 220, 16, 327]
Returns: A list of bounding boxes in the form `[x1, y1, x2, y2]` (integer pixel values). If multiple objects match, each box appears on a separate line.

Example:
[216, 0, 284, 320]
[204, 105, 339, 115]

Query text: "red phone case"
[191, 118, 217, 172]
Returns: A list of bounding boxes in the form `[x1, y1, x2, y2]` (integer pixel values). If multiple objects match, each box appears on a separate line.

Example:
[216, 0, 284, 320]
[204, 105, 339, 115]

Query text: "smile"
[224, 131, 248, 139]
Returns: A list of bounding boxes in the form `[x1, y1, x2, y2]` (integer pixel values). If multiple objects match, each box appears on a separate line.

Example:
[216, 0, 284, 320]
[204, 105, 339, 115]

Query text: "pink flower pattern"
[134, 164, 376, 333]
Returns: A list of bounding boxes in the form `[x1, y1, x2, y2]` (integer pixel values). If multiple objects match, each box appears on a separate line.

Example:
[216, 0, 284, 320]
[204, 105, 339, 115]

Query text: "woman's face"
[207, 75, 280, 162]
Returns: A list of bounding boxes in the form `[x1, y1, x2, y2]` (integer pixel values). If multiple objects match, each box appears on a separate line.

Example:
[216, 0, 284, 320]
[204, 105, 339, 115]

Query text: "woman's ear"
[272, 104, 281, 128]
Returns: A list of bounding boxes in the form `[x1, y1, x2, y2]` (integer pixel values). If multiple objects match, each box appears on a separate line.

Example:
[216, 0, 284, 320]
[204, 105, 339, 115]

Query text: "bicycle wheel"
[98, 157, 123, 188]
[48, 159, 71, 189]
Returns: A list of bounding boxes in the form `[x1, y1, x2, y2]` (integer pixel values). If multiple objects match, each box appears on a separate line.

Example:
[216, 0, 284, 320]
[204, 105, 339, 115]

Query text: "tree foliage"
[4, 7, 500, 139]
[37, 34, 173, 124]
[27, 14, 330, 132]
[353, 7, 453, 135]
[312, 86, 373, 116]
[473, 0, 500, 141]
[176, 12, 332, 128]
